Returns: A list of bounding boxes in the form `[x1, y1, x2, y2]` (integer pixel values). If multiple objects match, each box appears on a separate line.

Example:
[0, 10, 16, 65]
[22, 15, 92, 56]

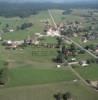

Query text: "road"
[68, 65, 89, 86]
[48, 10, 57, 28]
[48, 9, 91, 86]
[64, 36, 98, 59]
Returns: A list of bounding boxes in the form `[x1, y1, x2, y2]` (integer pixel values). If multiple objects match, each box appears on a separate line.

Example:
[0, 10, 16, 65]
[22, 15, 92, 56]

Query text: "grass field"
[75, 64, 98, 80]
[7, 67, 77, 87]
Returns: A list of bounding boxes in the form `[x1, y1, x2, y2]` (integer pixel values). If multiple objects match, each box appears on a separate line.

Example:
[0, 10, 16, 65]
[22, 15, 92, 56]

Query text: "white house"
[80, 60, 88, 67]
[9, 29, 14, 32]
[0, 36, 2, 41]
[7, 40, 12, 45]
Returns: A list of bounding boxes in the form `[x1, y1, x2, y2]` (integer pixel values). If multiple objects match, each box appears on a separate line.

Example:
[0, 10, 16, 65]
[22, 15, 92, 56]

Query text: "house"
[73, 33, 78, 37]
[79, 60, 88, 67]
[56, 65, 61, 68]
[0, 36, 2, 41]
[81, 37, 88, 43]
[35, 33, 44, 38]
[95, 49, 98, 53]
[9, 29, 14, 32]
[46, 28, 60, 37]
[2, 40, 12, 46]
[33, 40, 40, 45]
[68, 58, 79, 65]
[95, 46, 98, 54]
[2, 40, 24, 49]
[13, 40, 24, 46]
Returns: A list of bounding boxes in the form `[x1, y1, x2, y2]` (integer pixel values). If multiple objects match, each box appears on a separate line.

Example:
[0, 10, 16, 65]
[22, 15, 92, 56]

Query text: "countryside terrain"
[0, 6, 98, 100]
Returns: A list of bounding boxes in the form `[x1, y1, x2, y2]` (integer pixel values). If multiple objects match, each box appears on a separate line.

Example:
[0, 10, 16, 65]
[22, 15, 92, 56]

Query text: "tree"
[0, 22, 2, 25]
[62, 45, 66, 54]
[75, 21, 79, 24]
[70, 43, 76, 56]
[56, 37, 63, 48]
[56, 51, 64, 63]
[54, 93, 62, 100]
[5, 24, 9, 28]
[62, 9, 72, 15]
[89, 44, 95, 51]
[62, 92, 72, 100]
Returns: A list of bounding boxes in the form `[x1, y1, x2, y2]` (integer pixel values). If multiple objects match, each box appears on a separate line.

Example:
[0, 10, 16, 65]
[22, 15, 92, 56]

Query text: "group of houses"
[81, 32, 98, 42]
[1, 35, 40, 49]
[68, 58, 89, 67]
[46, 27, 60, 37]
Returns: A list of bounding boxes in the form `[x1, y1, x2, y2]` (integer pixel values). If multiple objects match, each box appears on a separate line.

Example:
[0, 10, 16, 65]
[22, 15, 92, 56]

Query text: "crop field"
[7, 67, 77, 87]
[0, 9, 98, 100]
[1, 82, 98, 100]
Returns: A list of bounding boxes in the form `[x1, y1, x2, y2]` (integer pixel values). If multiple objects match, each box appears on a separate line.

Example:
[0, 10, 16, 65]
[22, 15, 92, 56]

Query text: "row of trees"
[87, 58, 98, 64]
[54, 92, 72, 100]
[17, 23, 33, 30]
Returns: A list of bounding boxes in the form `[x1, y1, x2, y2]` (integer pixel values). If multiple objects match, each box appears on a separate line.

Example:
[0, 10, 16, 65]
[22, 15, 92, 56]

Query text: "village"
[0, 13, 98, 90]
[1, 18, 98, 64]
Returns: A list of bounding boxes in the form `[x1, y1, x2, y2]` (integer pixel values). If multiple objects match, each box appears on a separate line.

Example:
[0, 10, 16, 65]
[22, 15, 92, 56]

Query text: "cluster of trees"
[1, 22, 33, 32]
[62, 9, 72, 15]
[54, 37, 64, 63]
[2, 24, 10, 33]
[87, 58, 98, 64]
[17, 23, 33, 30]
[84, 44, 95, 51]
[54, 92, 72, 100]
[54, 37, 77, 63]
[0, 2, 98, 18]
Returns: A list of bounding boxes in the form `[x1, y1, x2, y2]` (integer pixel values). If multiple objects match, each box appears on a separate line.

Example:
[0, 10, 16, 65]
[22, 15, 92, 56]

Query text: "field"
[0, 11, 50, 40]
[0, 9, 98, 100]
[1, 82, 98, 100]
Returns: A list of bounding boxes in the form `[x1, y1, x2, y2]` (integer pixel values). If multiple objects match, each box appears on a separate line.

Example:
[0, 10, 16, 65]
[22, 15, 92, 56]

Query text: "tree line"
[0, 2, 98, 18]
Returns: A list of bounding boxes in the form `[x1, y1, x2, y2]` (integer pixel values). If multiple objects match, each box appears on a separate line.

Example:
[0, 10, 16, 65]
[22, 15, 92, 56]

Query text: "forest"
[0, 2, 98, 18]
